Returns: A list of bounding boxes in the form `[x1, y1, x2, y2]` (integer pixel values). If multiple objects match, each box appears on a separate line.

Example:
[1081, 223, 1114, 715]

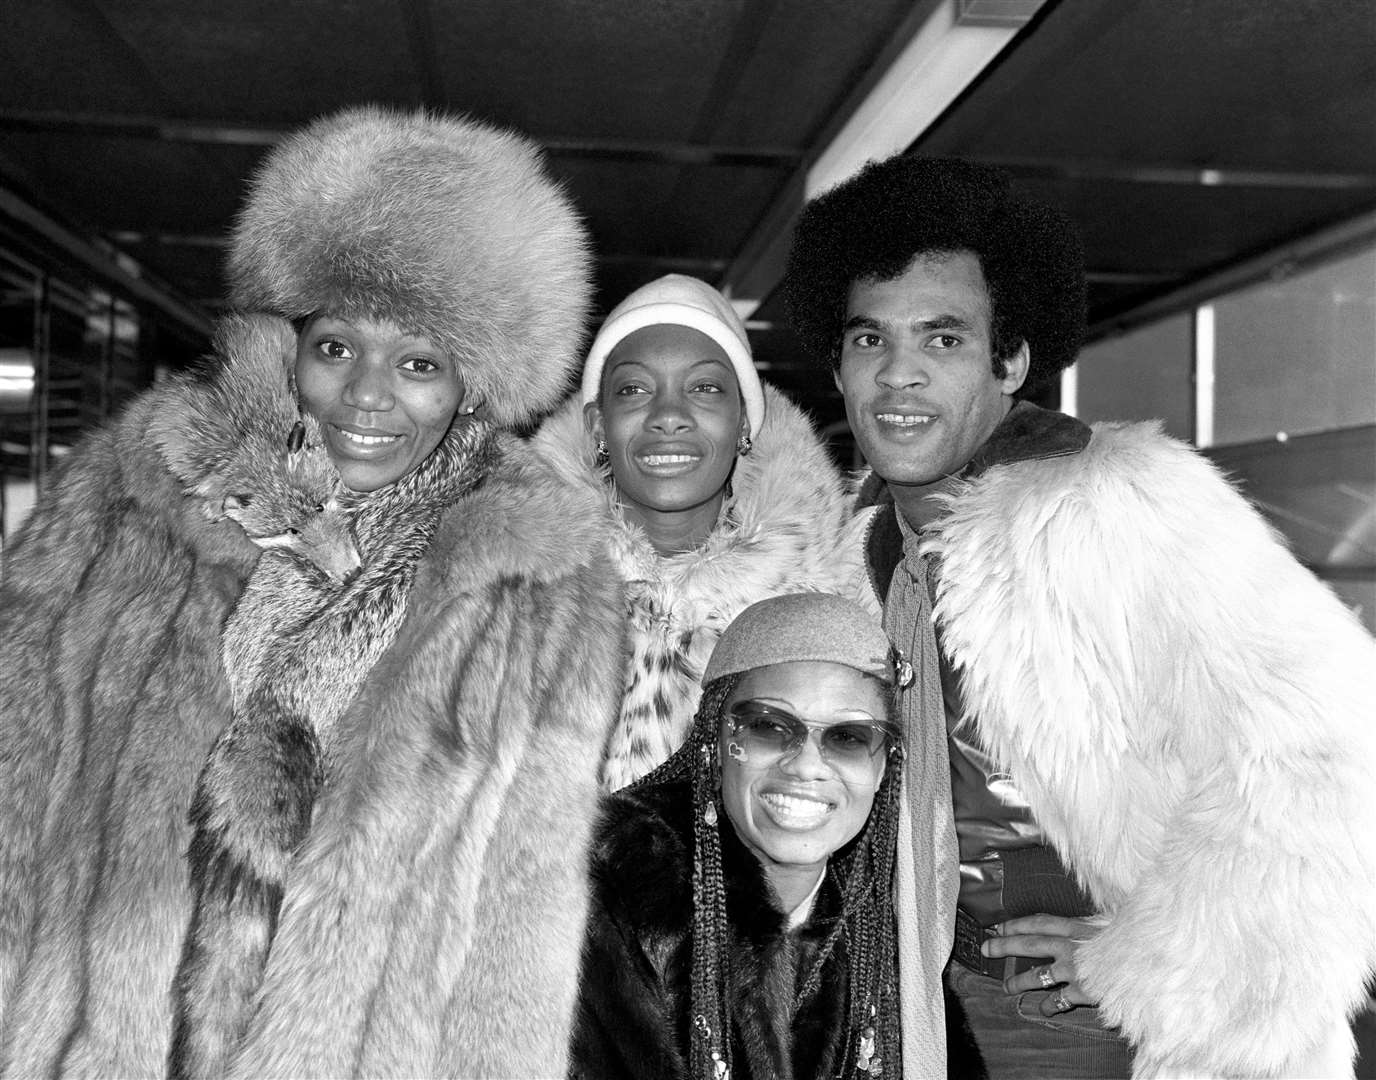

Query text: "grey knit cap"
[702, 592, 897, 686]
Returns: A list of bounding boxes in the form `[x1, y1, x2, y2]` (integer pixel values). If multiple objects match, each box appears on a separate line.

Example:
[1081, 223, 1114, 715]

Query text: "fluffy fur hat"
[228, 105, 591, 427]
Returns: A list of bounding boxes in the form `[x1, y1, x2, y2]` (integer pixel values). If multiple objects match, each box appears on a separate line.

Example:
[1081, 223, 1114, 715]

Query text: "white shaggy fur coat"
[533, 383, 869, 790]
[923, 418, 1376, 1078]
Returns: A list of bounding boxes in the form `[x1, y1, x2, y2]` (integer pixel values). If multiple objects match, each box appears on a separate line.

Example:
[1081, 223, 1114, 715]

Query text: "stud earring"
[736, 433, 752, 456]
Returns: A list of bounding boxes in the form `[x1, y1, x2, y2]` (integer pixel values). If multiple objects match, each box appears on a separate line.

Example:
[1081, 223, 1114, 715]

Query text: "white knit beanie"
[579, 274, 766, 438]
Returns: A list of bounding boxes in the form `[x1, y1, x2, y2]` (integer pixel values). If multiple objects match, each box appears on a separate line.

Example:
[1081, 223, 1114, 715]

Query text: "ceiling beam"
[975, 155, 1376, 191]
[1087, 207, 1376, 340]
[0, 109, 801, 167]
[0, 186, 213, 339]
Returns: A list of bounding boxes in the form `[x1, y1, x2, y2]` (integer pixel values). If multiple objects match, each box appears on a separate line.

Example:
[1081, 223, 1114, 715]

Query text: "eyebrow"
[842, 313, 974, 333]
[606, 354, 733, 374]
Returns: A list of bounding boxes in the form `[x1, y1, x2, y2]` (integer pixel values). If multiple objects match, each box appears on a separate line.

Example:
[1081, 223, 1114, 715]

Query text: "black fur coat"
[570, 780, 851, 1080]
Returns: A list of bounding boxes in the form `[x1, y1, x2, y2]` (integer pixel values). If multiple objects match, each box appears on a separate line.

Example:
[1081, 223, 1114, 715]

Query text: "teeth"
[876, 413, 933, 426]
[641, 454, 698, 466]
[761, 793, 832, 823]
[338, 429, 399, 446]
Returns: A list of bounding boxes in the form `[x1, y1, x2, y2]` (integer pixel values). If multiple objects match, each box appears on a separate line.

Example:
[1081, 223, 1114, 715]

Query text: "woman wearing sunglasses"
[570, 592, 944, 1080]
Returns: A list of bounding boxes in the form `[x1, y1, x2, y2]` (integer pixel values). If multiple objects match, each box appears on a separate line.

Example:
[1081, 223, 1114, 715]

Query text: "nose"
[646, 389, 693, 434]
[876, 339, 929, 391]
[341, 360, 393, 412]
[777, 730, 833, 781]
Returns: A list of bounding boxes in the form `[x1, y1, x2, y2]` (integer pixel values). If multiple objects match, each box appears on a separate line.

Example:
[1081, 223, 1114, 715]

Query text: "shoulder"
[589, 782, 695, 936]
[946, 419, 1251, 538]
[733, 384, 843, 513]
[425, 429, 618, 590]
[527, 393, 605, 495]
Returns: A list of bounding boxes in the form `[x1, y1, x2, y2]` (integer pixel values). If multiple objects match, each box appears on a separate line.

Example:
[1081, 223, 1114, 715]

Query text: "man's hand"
[981, 914, 1100, 1016]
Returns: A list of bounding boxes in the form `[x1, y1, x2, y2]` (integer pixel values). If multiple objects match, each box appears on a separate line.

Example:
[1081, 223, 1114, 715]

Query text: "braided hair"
[630, 673, 905, 1079]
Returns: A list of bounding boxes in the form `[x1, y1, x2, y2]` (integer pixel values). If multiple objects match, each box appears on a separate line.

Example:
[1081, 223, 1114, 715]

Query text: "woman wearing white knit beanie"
[534, 274, 869, 790]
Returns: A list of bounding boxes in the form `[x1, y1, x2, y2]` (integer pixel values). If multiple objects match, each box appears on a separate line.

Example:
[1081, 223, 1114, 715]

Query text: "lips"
[329, 422, 403, 456]
[633, 443, 703, 474]
[758, 789, 835, 829]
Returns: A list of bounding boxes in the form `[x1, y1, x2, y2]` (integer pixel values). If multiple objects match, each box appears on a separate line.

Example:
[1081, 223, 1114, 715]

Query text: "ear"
[582, 399, 604, 442]
[832, 365, 845, 396]
[457, 386, 483, 417]
[1001, 341, 1030, 396]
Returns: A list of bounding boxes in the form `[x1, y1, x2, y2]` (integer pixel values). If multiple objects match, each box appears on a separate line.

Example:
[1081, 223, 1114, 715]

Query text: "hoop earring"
[736, 433, 753, 456]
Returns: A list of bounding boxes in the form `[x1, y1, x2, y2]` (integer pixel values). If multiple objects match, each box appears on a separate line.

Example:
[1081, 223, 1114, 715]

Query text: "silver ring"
[1052, 989, 1073, 1012]
[1037, 965, 1057, 990]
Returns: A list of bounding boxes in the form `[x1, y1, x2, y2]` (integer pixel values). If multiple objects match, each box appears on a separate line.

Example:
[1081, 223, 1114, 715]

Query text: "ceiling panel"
[908, 0, 1376, 336]
[0, 0, 1371, 437]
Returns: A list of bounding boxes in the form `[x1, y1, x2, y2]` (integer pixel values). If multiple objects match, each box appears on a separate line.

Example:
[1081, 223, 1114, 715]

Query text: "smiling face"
[587, 323, 744, 543]
[295, 314, 467, 493]
[718, 660, 889, 880]
[835, 251, 1028, 497]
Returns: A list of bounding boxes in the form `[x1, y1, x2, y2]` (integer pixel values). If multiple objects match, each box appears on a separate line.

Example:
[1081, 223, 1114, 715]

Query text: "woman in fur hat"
[0, 106, 624, 1080]
[533, 274, 868, 792]
[570, 593, 910, 1080]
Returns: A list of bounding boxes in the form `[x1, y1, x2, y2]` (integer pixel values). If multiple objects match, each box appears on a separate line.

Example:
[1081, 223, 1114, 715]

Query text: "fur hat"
[228, 105, 591, 427]
[580, 274, 766, 438]
[702, 592, 897, 686]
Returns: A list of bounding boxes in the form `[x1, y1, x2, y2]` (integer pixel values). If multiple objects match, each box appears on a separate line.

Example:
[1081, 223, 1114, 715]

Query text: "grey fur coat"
[0, 326, 624, 1078]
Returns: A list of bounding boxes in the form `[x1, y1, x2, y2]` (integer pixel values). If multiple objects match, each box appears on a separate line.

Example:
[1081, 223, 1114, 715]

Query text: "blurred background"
[0, 0, 1372, 634]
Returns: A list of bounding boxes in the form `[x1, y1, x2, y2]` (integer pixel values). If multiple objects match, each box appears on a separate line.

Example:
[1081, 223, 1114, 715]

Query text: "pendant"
[856, 1025, 876, 1072]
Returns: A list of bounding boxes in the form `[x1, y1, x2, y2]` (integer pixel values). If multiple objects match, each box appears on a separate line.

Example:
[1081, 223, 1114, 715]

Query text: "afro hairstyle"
[782, 156, 1086, 399]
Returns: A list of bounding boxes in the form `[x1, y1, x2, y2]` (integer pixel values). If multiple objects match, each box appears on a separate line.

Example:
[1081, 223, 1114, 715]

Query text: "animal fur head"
[227, 105, 592, 428]
[151, 313, 362, 584]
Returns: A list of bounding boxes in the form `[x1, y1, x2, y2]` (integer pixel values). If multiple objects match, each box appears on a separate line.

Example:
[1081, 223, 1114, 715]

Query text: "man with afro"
[783, 155, 1376, 1080]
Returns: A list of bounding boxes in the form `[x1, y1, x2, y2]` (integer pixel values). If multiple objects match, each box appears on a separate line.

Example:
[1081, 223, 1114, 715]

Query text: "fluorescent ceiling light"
[806, 4, 1029, 199]
[724, 0, 1041, 314]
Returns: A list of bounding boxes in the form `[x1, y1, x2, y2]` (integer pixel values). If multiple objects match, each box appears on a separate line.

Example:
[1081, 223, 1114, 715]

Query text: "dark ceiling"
[1, 0, 1374, 427]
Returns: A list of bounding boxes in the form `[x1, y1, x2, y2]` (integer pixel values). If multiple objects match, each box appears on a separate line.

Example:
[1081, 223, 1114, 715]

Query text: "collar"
[786, 868, 828, 930]
[963, 400, 1091, 477]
